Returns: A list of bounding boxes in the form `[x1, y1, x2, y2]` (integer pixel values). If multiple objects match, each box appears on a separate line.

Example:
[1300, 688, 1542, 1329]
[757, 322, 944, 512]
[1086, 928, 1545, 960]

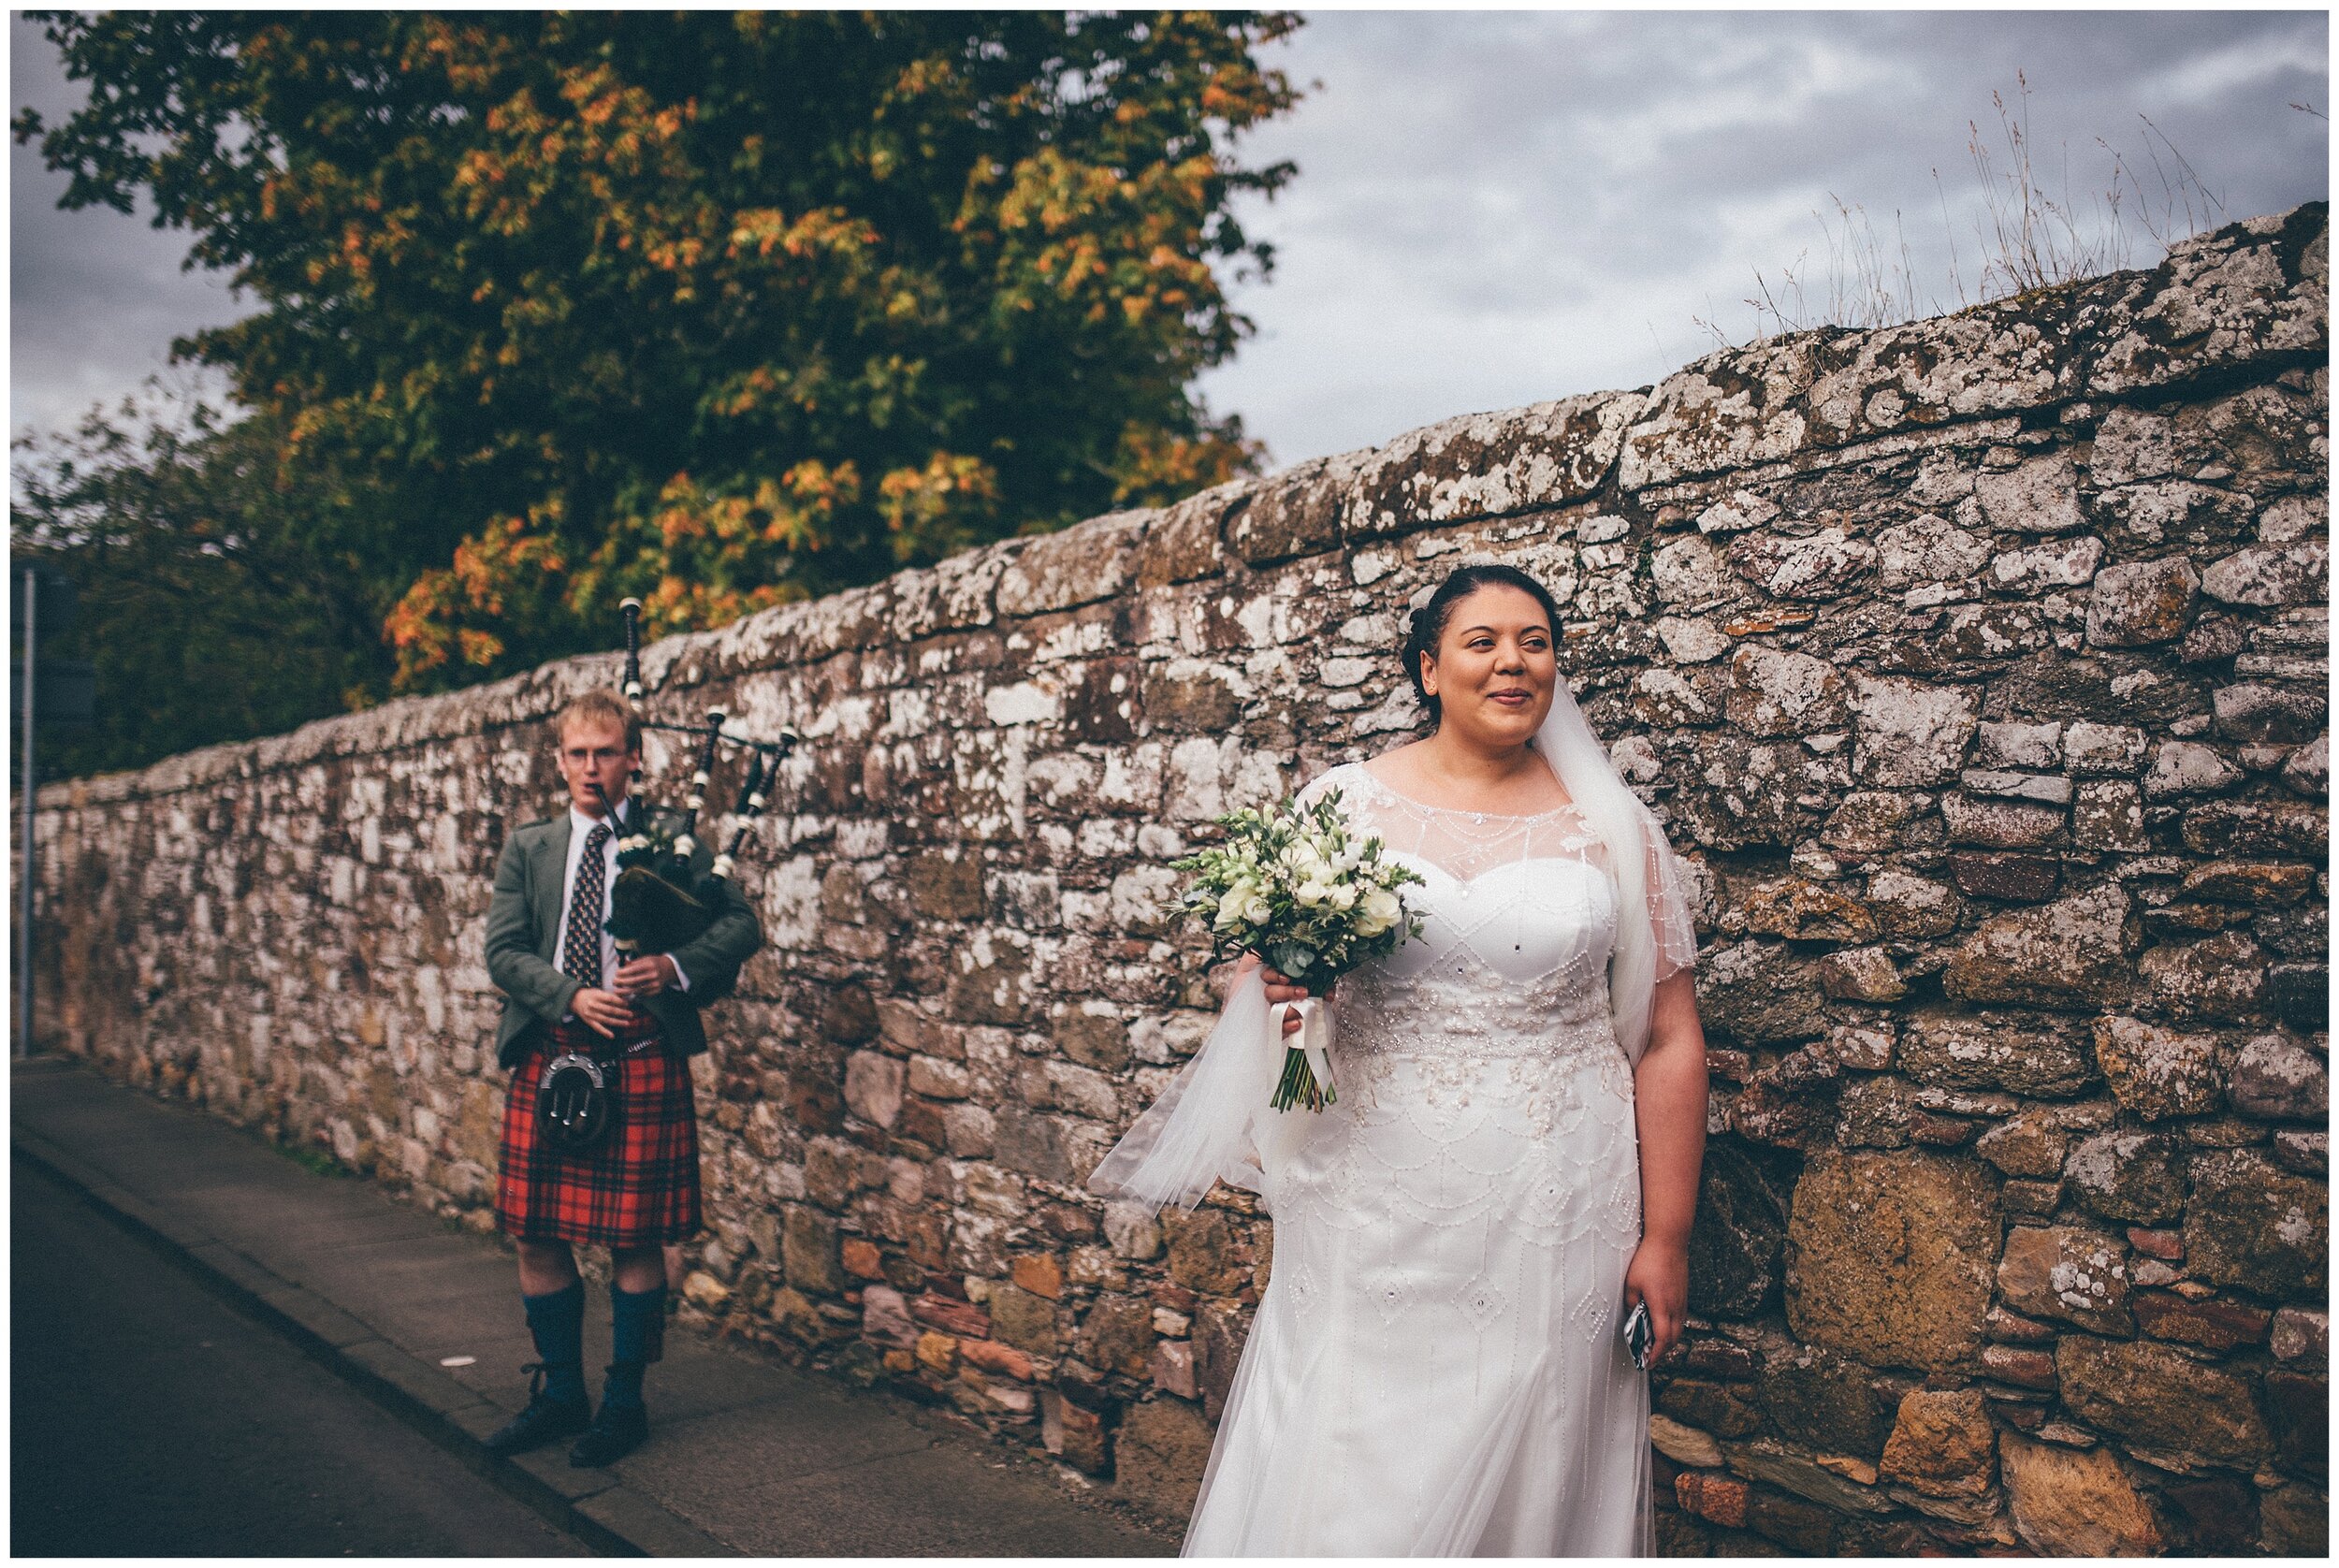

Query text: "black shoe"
[483, 1363, 590, 1457]
[569, 1401, 649, 1467]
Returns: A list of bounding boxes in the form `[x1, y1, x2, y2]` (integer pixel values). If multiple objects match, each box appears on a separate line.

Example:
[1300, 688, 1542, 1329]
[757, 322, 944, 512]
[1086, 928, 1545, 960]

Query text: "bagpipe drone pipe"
[596, 596, 799, 959]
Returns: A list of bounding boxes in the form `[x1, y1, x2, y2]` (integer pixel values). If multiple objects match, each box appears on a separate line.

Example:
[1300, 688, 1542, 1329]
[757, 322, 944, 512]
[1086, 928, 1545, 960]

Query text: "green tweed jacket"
[485, 803, 763, 1070]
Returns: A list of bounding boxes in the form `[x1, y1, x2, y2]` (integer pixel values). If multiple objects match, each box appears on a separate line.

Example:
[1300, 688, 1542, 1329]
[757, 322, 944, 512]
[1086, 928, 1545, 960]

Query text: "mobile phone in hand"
[1622, 1299, 1653, 1371]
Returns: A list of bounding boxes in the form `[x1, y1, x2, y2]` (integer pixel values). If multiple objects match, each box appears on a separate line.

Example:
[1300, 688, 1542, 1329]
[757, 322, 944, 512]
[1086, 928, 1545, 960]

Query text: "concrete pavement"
[10, 1054, 1177, 1557]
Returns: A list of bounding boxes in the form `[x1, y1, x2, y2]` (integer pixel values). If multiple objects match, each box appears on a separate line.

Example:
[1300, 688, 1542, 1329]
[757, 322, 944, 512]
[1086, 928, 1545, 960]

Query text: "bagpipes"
[539, 597, 799, 1152]
[596, 595, 799, 960]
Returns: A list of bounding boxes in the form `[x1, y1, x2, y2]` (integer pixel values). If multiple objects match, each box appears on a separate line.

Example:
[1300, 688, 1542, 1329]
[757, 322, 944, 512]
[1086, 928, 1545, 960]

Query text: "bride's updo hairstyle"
[1402, 563, 1566, 728]
[1394, 559, 1675, 1062]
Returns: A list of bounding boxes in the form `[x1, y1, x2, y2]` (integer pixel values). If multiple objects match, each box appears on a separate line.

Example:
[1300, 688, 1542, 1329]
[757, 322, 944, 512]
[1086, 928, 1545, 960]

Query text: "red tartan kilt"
[495, 1019, 701, 1249]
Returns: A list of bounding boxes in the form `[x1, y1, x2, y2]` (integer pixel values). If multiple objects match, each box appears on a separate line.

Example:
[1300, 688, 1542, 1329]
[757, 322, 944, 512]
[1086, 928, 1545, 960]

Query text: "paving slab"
[11, 1055, 1177, 1557]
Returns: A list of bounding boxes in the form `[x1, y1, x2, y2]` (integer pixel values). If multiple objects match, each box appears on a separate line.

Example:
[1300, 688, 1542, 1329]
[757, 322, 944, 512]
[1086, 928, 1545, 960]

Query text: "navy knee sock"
[521, 1280, 588, 1405]
[604, 1283, 667, 1410]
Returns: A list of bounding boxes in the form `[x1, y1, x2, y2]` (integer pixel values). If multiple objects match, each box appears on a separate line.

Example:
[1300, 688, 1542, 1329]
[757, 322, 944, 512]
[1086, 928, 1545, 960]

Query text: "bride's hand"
[1246, 954, 1327, 1039]
[1622, 1238, 1690, 1369]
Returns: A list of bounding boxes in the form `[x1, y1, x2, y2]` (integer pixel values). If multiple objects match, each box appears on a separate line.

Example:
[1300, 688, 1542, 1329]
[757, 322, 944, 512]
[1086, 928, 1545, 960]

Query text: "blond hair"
[553, 689, 642, 753]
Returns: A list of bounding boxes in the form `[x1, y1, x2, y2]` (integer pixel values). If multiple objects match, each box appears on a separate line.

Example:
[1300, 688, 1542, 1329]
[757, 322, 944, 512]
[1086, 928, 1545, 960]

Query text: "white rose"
[1330, 882, 1358, 912]
[1215, 878, 1257, 930]
[1355, 885, 1402, 937]
[1241, 891, 1273, 926]
[1294, 878, 1329, 907]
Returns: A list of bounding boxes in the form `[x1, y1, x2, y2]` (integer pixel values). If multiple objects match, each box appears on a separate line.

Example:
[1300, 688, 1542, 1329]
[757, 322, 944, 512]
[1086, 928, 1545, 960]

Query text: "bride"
[1090, 562, 1708, 1556]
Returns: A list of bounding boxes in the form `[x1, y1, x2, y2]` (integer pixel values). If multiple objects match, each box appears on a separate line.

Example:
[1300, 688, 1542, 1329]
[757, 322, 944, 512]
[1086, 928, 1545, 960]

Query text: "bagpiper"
[482, 688, 763, 1465]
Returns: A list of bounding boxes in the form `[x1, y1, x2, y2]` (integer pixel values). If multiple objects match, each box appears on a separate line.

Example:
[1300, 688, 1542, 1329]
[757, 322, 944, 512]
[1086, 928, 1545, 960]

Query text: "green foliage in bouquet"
[1170, 789, 1426, 1110]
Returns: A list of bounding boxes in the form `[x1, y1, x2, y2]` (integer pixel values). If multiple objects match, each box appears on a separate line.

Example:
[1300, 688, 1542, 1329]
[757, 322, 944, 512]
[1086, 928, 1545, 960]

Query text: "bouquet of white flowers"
[1170, 790, 1426, 1111]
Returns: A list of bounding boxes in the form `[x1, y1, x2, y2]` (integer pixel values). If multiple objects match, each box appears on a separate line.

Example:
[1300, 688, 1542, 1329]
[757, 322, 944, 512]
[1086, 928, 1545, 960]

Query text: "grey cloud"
[7, 12, 2326, 474]
[1198, 9, 2327, 463]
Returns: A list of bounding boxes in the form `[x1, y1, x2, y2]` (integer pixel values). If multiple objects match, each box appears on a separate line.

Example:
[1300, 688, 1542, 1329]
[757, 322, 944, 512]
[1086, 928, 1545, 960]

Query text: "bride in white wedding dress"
[1090, 564, 1708, 1557]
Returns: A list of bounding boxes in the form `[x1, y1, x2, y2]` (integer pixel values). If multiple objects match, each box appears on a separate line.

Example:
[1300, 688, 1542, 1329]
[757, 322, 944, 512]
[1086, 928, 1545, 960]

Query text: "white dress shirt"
[559, 799, 689, 1019]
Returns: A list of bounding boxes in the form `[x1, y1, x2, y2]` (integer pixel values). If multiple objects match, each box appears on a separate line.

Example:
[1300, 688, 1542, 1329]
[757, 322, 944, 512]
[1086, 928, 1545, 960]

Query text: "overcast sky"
[10, 8, 2330, 469]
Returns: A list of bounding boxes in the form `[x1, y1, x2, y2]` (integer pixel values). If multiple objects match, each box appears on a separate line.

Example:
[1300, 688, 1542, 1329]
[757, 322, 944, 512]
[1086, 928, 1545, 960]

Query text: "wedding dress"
[1090, 757, 1700, 1557]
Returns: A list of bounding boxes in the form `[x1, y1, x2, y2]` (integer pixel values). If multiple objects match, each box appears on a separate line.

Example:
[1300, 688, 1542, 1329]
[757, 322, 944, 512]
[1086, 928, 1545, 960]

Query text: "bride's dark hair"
[1402, 563, 1565, 726]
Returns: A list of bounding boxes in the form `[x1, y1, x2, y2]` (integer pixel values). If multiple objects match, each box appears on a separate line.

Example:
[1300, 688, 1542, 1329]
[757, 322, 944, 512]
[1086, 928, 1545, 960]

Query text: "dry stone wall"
[32, 204, 2330, 1554]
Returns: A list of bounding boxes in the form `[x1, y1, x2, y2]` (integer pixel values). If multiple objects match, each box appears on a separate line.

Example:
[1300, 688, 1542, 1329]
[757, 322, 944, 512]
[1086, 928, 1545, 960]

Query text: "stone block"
[2184, 1149, 2328, 1296]
[1943, 883, 2136, 1010]
[2280, 731, 2328, 796]
[1979, 1344, 2057, 1390]
[1949, 850, 2060, 902]
[1940, 791, 2067, 849]
[1817, 947, 1904, 1002]
[1960, 765, 2075, 803]
[1975, 1109, 2071, 1178]
[1740, 877, 1877, 943]
[2259, 1481, 2330, 1556]
[907, 851, 986, 920]
[2230, 1034, 2329, 1121]
[2063, 720, 2148, 775]
[1864, 868, 1959, 937]
[1649, 1414, 1724, 1468]
[2272, 1305, 2330, 1367]
[1878, 512, 1988, 588]
[1759, 1344, 1889, 1459]
[995, 513, 1142, 617]
[1162, 1206, 1246, 1296]
[1991, 534, 2103, 591]
[1133, 486, 1238, 588]
[841, 1051, 904, 1128]
[1686, 1141, 1789, 1319]
[1228, 463, 1344, 564]
[1785, 1149, 2000, 1372]
[1728, 526, 1878, 600]
[2144, 739, 2244, 798]
[2181, 857, 2317, 904]
[1039, 1387, 1111, 1474]
[1881, 1388, 1998, 1498]
[2092, 1015, 2224, 1119]
[1900, 1009, 2098, 1097]
[1999, 1430, 2163, 1556]
[2071, 779, 2151, 850]
[1693, 939, 1829, 1046]
[2214, 682, 2329, 745]
[1721, 1438, 1899, 1514]
[782, 1205, 846, 1294]
[2064, 1130, 2186, 1225]
[2201, 540, 2330, 607]
[2086, 556, 2201, 646]
[1074, 1291, 1150, 1375]
[1851, 675, 1978, 787]
[1346, 391, 1646, 531]
[1996, 1223, 2133, 1333]
[1724, 646, 1849, 737]
[1976, 449, 2085, 534]
[2132, 1290, 2271, 1352]
[2181, 797, 2327, 858]
[2157, 1474, 2258, 1555]
[1151, 1338, 1198, 1399]
[1657, 1378, 1762, 1438]
[2056, 1334, 2273, 1464]
[2139, 930, 2266, 1023]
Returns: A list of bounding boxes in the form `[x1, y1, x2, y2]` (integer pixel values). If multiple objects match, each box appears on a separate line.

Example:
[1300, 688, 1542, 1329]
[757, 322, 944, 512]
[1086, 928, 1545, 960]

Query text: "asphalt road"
[11, 1153, 589, 1558]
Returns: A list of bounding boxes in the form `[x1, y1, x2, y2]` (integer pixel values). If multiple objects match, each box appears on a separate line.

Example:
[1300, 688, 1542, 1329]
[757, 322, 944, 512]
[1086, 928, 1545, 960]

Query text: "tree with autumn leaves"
[17, 11, 1301, 745]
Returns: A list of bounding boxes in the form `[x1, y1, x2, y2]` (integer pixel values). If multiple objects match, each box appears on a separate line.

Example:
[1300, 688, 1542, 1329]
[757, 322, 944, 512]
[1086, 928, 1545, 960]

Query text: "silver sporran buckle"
[538, 1050, 616, 1152]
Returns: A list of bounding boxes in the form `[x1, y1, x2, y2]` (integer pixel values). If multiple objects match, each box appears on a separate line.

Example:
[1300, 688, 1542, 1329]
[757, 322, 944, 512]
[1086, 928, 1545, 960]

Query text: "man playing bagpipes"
[482, 690, 763, 1465]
